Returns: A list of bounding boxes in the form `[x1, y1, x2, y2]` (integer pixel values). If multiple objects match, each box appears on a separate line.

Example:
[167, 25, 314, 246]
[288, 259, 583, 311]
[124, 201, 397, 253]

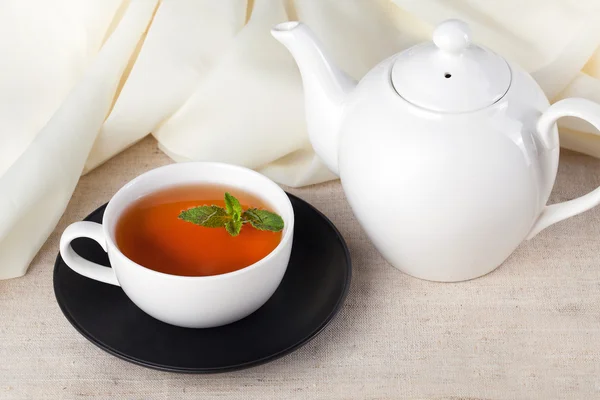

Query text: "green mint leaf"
[224, 192, 243, 218]
[225, 219, 243, 236]
[242, 208, 284, 232]
[178, 205, 230, 228]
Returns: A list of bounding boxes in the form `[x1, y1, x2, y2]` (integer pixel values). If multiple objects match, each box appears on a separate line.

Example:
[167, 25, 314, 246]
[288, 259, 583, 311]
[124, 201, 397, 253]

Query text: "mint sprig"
[178, 192, 284, 237]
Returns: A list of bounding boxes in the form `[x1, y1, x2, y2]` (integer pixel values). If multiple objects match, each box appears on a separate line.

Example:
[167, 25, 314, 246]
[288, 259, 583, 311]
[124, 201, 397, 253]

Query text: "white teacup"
[59, 162, 294, 328]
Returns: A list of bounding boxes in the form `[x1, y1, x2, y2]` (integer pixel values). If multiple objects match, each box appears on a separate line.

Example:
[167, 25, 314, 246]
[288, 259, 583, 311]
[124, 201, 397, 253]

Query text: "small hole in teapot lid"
[445, 73, 452, 78]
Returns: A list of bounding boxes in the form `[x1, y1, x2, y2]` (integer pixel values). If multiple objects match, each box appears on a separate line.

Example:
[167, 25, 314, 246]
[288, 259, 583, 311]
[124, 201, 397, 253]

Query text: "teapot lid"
[391, 19, 511, 113]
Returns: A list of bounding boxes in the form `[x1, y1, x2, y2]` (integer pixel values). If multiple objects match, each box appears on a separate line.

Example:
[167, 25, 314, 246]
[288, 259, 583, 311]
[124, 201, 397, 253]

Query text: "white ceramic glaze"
[391, 20, 511, 113]
[272, 19, 600, 282]
[60, 162, 294, 328]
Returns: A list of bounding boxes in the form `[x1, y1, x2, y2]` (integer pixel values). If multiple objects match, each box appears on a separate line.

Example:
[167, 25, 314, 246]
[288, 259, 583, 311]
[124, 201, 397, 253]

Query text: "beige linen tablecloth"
[1, 137, 600, 400]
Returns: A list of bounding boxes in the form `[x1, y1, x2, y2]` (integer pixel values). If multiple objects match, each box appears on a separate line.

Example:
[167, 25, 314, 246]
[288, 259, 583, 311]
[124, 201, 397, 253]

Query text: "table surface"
[2, 137, 600, 400]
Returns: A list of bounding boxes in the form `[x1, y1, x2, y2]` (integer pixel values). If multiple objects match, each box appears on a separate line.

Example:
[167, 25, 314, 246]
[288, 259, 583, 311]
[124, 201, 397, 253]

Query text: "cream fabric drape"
[2, 0, 600, 279]
[0, 0, 158, 279]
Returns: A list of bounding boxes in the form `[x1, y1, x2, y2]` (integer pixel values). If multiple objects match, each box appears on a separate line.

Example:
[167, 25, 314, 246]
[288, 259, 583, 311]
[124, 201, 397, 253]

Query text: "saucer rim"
[53, 192, 352, 373]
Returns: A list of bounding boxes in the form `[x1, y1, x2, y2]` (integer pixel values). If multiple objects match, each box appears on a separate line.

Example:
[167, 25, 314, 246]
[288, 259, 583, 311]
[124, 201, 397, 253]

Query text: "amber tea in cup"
[115, 184, 283, 277]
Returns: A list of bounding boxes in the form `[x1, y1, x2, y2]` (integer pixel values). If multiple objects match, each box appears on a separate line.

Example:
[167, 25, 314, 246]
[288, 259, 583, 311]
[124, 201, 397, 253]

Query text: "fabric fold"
[153, 0, 317, 185]
[0, 0, 157, 279]
[84, 0, 247, 173]
[0, 0, 124, 177]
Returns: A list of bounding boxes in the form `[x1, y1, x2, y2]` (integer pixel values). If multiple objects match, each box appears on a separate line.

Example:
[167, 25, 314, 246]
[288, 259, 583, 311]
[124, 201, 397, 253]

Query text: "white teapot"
[272, 20, 600, 282]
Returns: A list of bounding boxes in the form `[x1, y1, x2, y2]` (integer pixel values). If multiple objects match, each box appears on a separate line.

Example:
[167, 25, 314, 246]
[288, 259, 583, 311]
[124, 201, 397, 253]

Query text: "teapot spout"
[272, 22, 356, 175]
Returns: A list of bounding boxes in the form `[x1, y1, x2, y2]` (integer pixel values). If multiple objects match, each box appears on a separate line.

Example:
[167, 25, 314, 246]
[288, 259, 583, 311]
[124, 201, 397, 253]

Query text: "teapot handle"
[528, 97, 600, 239]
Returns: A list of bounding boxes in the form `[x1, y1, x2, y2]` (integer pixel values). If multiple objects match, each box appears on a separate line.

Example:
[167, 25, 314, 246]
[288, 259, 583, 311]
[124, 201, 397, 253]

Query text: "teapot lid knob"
[433, 19, 471, 54]
[390, 18, 511, 113]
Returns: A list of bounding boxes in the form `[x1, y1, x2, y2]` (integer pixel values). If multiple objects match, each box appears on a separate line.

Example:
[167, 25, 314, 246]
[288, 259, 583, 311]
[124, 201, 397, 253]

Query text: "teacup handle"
[59, 221, 120, 286]
[528, 97, 600, 239]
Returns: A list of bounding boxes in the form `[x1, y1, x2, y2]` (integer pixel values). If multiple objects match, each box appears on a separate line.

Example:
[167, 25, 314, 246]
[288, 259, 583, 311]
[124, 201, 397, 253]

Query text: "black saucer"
[53, 193, 351, 373]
